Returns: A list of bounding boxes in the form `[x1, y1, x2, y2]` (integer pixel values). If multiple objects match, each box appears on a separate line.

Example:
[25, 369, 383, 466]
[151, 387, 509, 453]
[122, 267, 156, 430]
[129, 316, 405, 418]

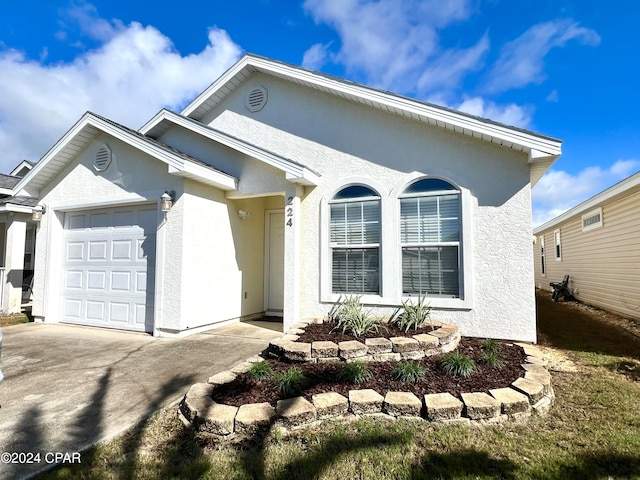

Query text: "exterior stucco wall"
[174, 180, 271, 333]
[31, 134, 184, 331]
[195, 73, 536, 342]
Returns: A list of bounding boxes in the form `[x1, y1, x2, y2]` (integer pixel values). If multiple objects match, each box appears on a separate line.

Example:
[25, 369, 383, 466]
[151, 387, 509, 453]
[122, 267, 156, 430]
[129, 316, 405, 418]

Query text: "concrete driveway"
[0, 321, 281, 480]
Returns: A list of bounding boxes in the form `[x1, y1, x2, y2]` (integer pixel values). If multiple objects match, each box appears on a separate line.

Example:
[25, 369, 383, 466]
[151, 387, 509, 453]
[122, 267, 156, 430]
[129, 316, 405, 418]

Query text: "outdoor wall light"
[32, 204, 46, 222]
[237, 209, 251, 220]
[160, 191, 174, 212]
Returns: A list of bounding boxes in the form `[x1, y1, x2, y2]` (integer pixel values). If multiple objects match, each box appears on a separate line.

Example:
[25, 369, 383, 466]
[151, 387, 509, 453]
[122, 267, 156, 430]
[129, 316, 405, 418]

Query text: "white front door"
[266, 211, 284, 312]
[60, 205, 157, 332]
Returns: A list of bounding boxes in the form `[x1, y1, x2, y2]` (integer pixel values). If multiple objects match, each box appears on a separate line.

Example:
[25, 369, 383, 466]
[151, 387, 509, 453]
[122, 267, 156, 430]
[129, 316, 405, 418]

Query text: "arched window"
[329, 185, 380, 294]
[399, 178, 461, 297]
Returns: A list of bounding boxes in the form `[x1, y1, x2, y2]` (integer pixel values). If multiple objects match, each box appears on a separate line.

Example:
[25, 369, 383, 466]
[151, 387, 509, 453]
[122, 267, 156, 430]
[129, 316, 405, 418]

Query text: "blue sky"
[1, 0, 638, 225]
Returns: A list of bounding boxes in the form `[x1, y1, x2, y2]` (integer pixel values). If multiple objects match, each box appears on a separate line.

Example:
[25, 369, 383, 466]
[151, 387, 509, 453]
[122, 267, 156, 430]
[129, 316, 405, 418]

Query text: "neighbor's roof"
[177, 54, 562, 186]
[533, 170, 640, 233]
[13, 112, 238, 197]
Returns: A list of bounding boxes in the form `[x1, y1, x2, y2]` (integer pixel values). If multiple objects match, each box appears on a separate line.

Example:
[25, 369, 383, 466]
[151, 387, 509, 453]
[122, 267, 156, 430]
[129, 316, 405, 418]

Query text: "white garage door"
[61, 205, 157, 332]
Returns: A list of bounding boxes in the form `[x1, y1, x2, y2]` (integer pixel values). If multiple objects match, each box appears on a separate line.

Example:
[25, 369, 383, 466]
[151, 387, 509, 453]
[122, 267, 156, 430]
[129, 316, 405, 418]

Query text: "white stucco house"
[5, 54, 562, 342]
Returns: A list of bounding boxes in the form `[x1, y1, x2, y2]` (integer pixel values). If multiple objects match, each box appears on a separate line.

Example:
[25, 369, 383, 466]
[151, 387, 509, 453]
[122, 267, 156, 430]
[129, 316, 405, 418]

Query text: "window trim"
[581, 207, 603, 232]
[554, 229, 562, 261]
[539, 236, 546, 276]
[320, 174, 473, 311]
[398, 180, 461, 298]
[329, 187, 381, 295]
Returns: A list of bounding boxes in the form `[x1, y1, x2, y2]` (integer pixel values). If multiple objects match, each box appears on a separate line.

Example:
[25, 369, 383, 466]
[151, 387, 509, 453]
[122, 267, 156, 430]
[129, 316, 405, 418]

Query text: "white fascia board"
[0, 188, 13, 196]
[13, 112, 236, 196]
[533, 170, 640, 234]
[167, 161, 237, 191]
[180, 56, 254, 118]
[13, 111, 96, 196]
[182, 55, 562, 157]
[0, 204, 34, 214]
[144, 110, 319, 186]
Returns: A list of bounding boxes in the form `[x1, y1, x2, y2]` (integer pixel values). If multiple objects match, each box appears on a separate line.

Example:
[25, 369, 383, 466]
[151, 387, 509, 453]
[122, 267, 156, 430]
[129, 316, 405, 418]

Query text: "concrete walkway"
[0, 321, 281, 479]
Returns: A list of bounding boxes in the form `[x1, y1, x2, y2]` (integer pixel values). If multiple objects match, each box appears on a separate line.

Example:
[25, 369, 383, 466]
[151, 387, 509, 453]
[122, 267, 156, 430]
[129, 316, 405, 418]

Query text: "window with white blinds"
[330, 186, 380, 294]
[400, 179, 460, 297]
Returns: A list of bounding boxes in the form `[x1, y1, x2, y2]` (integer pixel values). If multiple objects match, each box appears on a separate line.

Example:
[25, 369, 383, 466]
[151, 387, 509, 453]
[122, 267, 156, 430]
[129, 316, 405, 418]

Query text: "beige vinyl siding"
[534, 190, 640, 319]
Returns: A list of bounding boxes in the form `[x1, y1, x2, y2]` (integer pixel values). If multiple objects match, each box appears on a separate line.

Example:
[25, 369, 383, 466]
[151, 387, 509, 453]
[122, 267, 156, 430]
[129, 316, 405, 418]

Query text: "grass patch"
[0, 314, 29, 327]
[37, 294, 640, 479]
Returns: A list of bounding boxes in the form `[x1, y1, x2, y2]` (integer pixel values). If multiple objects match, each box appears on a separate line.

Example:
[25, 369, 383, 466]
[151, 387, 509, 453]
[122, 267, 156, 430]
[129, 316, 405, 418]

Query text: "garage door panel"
[61, 205, 156, 332]
[111, 271, 131, 291]
[64, 299, 82, 319]
[110, 303, 130, 323]
[67, 242, 85, 261]
[88, 241, 107, 260]
[87, 271, 106, 289]
[86, 301, 105, 321]
[112, 240, 133, 260]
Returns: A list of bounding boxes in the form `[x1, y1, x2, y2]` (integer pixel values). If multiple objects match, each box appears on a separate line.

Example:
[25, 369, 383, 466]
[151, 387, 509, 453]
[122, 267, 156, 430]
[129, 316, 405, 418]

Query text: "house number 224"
[286, 196, 294, 227]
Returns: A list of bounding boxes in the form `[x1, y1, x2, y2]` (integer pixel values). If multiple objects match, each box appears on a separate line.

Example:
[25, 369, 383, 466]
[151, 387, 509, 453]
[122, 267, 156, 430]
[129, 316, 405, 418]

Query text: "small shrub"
[440, 351, 476, 378]
[392, 292, 433, 332]
[481, 338, 500, 353]
[338, 360, 373, 384]
[273, 367, 306, 397]
[248, 361, 274, 380]
[332, 295, 385, 338]
[480, 351, 505, 369]
[391, 360, 426, 382]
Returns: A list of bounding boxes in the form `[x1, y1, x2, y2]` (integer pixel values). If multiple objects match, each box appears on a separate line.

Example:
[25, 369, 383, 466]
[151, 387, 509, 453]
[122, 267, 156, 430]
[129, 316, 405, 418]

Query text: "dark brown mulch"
[213, 338, 527, 408]
[295, 321, 443, 343]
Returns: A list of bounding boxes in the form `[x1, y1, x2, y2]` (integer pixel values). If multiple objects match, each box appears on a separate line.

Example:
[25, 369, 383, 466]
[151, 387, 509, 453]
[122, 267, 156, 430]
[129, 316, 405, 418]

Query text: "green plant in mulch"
[248, 361, 274, 381]
[337, 360, 373, 384]
[273, 367, 307, 397]
[440, 351, 476, 378]
[479, 351, 505, 369]
[332, 295, 385, 338]
[391, 292, 433, 332]
[480, 338, 500, 353]
[391, 360, 426, 382]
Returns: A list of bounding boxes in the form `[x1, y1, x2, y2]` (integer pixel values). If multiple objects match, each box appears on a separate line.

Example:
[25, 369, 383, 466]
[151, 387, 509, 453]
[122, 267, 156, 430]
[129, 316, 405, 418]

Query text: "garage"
[61, 204, 157, 332]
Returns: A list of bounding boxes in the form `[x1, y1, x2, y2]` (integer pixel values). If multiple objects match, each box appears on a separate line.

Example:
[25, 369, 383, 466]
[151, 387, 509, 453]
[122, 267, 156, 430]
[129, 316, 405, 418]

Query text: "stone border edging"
[267, 318, 461, 364]
[178, 333, 555, 437]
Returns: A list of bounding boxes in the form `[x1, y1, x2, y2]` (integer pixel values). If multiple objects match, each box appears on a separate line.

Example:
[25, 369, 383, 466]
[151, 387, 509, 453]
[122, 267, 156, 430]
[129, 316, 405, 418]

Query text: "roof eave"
[143, 110, 320, 186]
[180, 54, 563, 157]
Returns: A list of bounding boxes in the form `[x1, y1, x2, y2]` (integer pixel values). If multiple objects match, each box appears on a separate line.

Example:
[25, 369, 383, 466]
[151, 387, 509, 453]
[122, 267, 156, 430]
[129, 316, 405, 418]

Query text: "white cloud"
[546, 89, 559, 102]
[302, 42, 331, 70]
[532, 159, 640, 227]
[303, 0, 480, 94]
[0, 6, 241, 172]
[485, 19, 600, 93]
[455, 96, 533, 128]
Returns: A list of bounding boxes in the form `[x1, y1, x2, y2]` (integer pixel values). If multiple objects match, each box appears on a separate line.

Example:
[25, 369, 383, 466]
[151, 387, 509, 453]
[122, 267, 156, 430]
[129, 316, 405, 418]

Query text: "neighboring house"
[0, 172, 39, 313]
[533, 171, 640, 319]
[8, 54, 562, 341]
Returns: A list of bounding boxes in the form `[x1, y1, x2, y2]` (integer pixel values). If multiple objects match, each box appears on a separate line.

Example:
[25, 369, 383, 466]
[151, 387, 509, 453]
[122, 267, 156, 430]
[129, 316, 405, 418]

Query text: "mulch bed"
[295, 321, 444, 343]
[213, 336, 527, 408]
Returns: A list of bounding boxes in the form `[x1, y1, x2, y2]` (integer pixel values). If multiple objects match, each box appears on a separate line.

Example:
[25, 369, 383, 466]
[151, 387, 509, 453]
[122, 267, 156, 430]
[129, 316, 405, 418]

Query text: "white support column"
[282, 186, 303, 331]
[3, 215, 27, 314]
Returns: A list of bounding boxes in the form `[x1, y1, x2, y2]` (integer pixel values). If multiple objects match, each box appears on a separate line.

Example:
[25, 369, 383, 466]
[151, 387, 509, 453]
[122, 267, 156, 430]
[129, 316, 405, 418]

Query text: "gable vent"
[245, 85, 268, 112]
[93, 144, 112, 172]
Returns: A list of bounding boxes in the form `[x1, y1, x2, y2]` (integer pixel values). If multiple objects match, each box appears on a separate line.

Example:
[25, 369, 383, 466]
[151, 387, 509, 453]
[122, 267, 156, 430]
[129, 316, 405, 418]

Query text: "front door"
[266, 211, 284, 313]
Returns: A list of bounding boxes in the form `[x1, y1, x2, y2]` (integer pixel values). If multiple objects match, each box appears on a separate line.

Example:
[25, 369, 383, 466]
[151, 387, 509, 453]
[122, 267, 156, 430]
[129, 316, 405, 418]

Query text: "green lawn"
[39, 295, 640, 479]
